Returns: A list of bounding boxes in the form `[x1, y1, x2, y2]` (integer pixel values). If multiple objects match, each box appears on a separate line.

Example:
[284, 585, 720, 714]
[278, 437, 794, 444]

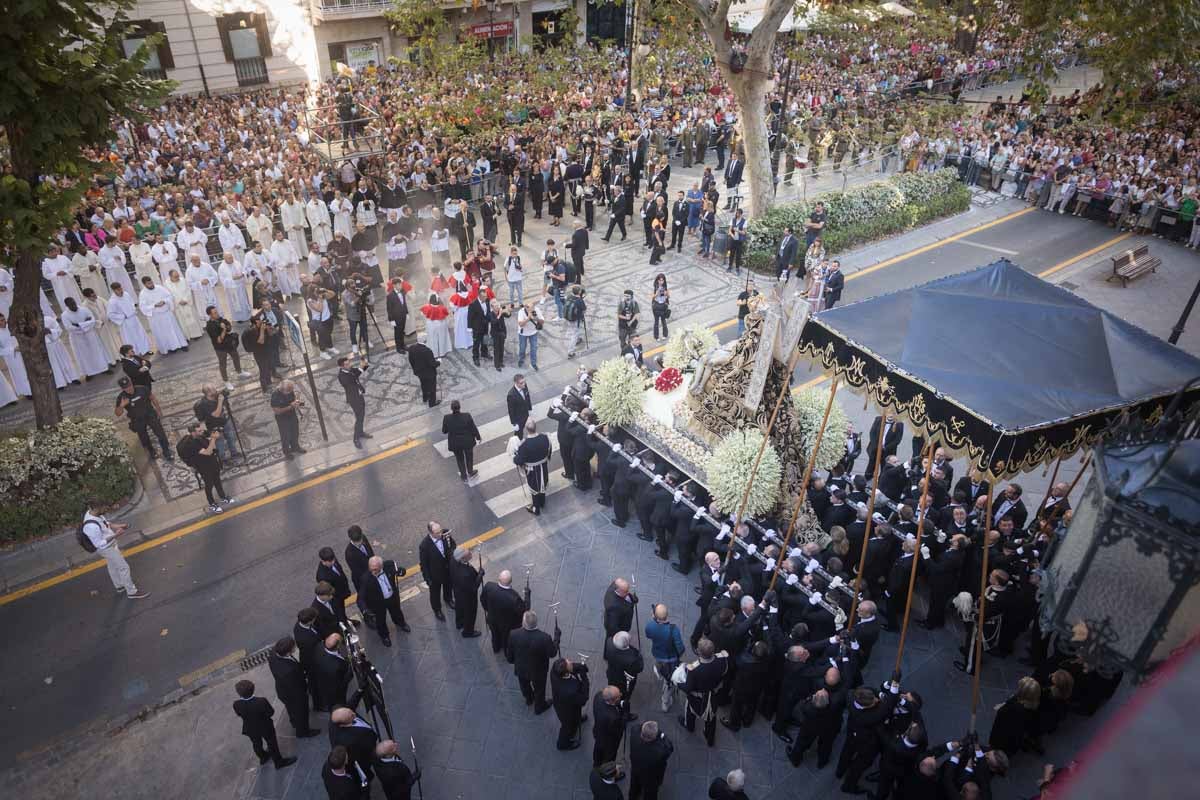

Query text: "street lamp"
[1039, 384, 1200, 680]
[486, 0, 499, 62]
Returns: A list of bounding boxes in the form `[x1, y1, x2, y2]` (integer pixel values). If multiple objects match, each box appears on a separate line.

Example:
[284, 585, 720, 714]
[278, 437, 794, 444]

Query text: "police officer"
[337, 355, 371, 449]
[114, 375, 172, 460]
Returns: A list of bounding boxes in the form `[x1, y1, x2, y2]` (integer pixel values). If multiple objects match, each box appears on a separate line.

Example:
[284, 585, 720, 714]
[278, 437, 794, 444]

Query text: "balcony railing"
[234, 56, 269, 87]
[141, 67, 167, 81]
[311, 0, 393, 21]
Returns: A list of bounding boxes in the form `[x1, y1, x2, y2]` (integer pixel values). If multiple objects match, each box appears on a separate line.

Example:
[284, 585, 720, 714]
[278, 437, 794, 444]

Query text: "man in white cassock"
[218, 216, 247, 262]
[150, 235, 180, 285]
[0, 312, 31, 396]
[330, 192, 354, 239]
[165, 268, 204, 339]
[129, 237, 156, 285]
[186, 254, 222, 317]
[43, 315, 81, 387]
[71, 245, 108, 300]
[218, 252, 252, 322]
[280, 192, 308, 255]
[42, 245, 81, 308]
[82, 291, 121, 363]
[99, 238, 135, 297]
[106, 283, 152, 356]
[243, 241, 275, 290]
[270, 230, 302, 298]
[307, 196, 333, 252]
[176, 220, 208, 264]
[0, 265, 12, 317]
[246, 206, 274, 248]
[60, 297, 111, 377]
[138, 277, 189, 354]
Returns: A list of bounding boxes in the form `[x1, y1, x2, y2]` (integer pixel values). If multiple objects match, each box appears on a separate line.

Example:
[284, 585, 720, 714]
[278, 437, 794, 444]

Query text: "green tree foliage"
[387, 0, 488, 75]
[0, 0, 170, 429]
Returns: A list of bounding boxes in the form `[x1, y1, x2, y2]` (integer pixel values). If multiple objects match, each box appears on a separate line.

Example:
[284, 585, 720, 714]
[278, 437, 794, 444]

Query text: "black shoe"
[598, 498, 612, 506]
[468, 469, 478, 477]
[636, 533, 653, 541]
[380, 637, 392, 647]
[463, 630, 482, 638]
[399, 623, 411, 633]
[360, 433, 373, 439]
[276, 757, 297, 769]
[259, 755, 270, 765]
[610, 519, 625, 528]
[720, 717, 740, 732]
[284, 453, 295, 461]
[446, 599, 456, 609]
[561, 470, 571, 479]
[534, 702, 551, 715]
[434, 610, 446, 621]
[354, 438, 363, 449]
[953, 660, 969, 672]
[473, 358, 480, 366]
[655, 550, 669, 560]
[563, 741, 582, 751]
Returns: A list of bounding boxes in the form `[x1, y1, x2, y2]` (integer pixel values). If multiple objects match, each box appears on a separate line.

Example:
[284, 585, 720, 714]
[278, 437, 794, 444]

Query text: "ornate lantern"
[1040, 391, 1200, 679]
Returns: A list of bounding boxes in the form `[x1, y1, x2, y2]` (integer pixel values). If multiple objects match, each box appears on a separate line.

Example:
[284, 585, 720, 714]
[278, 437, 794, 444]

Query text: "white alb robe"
[43, 316, 80, 387]
[106, 292, 151, 354]
[218, 224, 246, 261]
[0, 364, 15, 406]
[138, 285, 188, 353]
[218, 260, 252, 321]
[42, 255, 81, 308]
[61, 307, 109, 376]
[71, 251, 109, 299]
[270, 239, 302, 296]
[280, 200, 308, 254]
[0, 325, 31, 395]
[330, 197, 354, 239]
[99, 245, 135, 296]
[175, 227, 208, 263]
[186, 263, 222, 317]
[128, 242, 155, 284]
[246, 213, 274, 247]
[166, 277, 203, 339]
[306, 200, 333, 251]
[0, 267, 14, 317]
[84, 297, 121, 362]
[150, 241, 180, 284]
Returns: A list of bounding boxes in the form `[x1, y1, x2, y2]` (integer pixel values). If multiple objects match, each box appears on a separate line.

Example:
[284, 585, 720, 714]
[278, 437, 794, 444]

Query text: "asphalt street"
[0, 205, 1137, 768]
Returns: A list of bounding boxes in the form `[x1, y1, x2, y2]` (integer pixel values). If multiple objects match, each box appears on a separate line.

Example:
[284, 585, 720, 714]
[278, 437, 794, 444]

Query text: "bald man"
[313, 633, 351, 712]
[373, 739, 420, 800]
[603, 577, 639, 637]
[592, 685, 626, 768]
[357, 555, 410, 647]
[328, 706, 379, 782]
[509, 611, 557, 713]
[480, 568, 527, 658]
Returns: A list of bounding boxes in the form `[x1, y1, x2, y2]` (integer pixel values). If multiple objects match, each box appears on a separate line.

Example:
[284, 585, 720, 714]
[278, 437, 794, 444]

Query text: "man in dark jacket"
[328, 706, 379, 783]
[316, 547, 354, 632]
[876, 722, 930, 800]
[507, 373, 533, 438]
[268, 636, 319, 737]
[450, 545, 483, 637]
[568, 220, 590, 278]
[775, 227, 800, 280]
[722, 639, 771, 731]
[344, 525, 374, 622]
[603, 578, 639, 637]
[923, 534, 968, 629]
[866, 414, 905, 476]
[669, 485, 701, 573]
[509, 610, 558, 713]
[550, 657, 591, 750]
[610, 439, 641, 527]
[480, 569, 526, 658]
[823, 260, 845, 307]
[407, 339, 440, 406]
[648, 472, 677, 559]
[418, 522, 456, 620]
[592, 685, 626, 767]
[547, 399, 577, 482]
[466, 289, 492, 365]
[441, 400, 481, 480]
[233, 679, 296, 769]
[787, 671, 848, 768]
[373, 739, 420, 800]
[632, 455, 660, 541]
[629, 720, 674, 800]
[357, 556, 410, 646]
[836, 678, 901, 794]
[604, 630, 645, 717]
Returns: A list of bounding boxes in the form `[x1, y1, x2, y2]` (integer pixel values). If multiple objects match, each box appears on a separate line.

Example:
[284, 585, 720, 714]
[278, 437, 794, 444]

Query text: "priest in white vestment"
[330, 192, 354, 239]
[0, 314, 31, 395]
[106, 283, 152, 355]
[165, 269, 203, 339]
[270, 230, 302, 298]
[138, 277, 189, 354]
[280, 193, 308, 255]
[60, 297, 110, 376]
[150, 237, 180, 285]
[42, 246, 81, 308]
[99, 238, 135, 297]
[71, 246, 108, 299]
[306, 197, 333, 252]
[217, 217, 247, 262]
[82, 290, 121, 363]
[175, 220, 208, 264]
[218, 252, 252, 322]
[246, 206, 274, 247]
[129, 238, 156, 285]
[43, 315, 80, 387]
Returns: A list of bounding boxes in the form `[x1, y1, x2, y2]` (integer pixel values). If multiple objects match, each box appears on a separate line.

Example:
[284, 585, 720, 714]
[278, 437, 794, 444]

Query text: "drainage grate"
[1060, 281, 1079, 290]
[240, 646, 272, 671]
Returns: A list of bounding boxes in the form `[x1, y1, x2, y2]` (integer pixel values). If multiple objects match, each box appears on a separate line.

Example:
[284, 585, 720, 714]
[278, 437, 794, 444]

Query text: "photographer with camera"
[194, 383, 239, 462]
[489, 299, 513, 371]
[337, 355, 372, 449]
[270, 379, 306, 460]
[242, 310, 277, 394]
[617, 289, 640, 348]
[516, 301, 543, 371]
[564, 284, 587, 359]
[176, 422, 234, 514]
[341, 272, 376, 357]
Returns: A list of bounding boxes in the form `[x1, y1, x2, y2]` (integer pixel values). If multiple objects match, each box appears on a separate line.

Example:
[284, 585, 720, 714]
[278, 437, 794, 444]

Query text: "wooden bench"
[1108, 244, 1160, 287]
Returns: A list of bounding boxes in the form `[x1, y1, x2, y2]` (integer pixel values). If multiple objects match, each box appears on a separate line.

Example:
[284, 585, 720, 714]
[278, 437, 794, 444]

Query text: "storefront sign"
[469, 21, 514, 39]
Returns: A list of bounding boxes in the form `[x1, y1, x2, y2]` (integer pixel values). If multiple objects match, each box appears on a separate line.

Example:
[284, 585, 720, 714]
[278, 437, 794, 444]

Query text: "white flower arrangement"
[792, 387, 851, 472]
[705, 429, 782, 518]
[634, 412, 710, 471]
[662, 324, 720, 370]
[591, 357, 645, 427]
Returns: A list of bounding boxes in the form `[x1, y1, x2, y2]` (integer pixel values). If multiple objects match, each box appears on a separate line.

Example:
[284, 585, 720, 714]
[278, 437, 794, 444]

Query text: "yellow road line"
[0, 438, 427, 607]
[345, 524, 506, 607]
[846, 206, 1036, 283]
[1038, 232, 1133, 278]
[178, 649, 246, 688]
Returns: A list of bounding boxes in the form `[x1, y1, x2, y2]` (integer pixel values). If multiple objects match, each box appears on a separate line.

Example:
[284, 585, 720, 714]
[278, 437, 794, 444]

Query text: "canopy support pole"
[768, 378, 840, 593]
[847, 405, 888, 631]
[724, 351, 801, 566]
[969, 481, 997, 733]
[894, 438, 936, 672]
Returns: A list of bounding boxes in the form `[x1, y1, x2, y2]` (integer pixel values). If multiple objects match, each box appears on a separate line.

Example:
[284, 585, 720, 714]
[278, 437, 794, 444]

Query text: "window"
[122, 20, 174, 79]
[217, 13, 273, 87]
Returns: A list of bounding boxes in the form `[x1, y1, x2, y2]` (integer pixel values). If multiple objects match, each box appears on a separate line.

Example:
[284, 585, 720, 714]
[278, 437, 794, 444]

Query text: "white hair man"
[604, 630, 644, 719]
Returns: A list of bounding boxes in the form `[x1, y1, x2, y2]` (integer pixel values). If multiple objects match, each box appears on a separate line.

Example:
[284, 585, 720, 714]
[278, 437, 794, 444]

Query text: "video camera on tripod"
[339, 620, 393, 738]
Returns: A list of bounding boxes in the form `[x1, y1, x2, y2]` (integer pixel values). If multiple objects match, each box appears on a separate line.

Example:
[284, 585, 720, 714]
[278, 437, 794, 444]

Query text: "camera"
[220, 387, 232, 398]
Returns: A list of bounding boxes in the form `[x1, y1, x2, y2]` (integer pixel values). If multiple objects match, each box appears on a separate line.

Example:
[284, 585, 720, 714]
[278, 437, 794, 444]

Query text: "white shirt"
[82, 511, 115, 550]
[375, 572, 393, 600]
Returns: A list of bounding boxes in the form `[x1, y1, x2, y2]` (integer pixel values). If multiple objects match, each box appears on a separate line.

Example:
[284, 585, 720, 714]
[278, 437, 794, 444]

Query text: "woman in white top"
[504, 246, 524, 304]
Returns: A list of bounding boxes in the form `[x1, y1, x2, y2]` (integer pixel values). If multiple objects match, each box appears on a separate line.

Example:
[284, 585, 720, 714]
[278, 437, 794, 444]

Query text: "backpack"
[77, 519, 100, 553]
[563, 296, 580, 322]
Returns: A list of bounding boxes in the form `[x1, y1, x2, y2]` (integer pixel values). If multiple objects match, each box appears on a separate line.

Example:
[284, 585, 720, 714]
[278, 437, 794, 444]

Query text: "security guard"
[114, 375, 172, 460]
[337, 355, 372, 449]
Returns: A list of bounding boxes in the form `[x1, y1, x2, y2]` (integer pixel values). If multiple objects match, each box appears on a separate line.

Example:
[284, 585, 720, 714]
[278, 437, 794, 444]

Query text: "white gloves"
[937, 530, 947, 544]
[829, 576, 844, 589]
[716, 524, 731, 542]
[513, 423, 521, 432]
[568, 411, 579, 423]
[630, 457, 641, 469]
[786, 573, 800, 587]
[673, 490, 683, 503]
[920, 545, 931, 559]
[805, 559, 819, 574]
[612, 443, 622, 453]
[693, 508, 706, 520]
[766, 528, 780, 543]
[586, 424, 597, 434]
[652, 474, 663, 485]
[763, 558, 776, 572]
[788, 547, 804, 559]
[850, 639, 860, 651]
[809, 592, 822, 605]
[745, 544, 757, 556]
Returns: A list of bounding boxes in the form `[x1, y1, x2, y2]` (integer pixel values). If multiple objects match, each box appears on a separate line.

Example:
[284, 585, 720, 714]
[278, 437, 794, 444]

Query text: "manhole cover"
[1060, 281, 1079, 290]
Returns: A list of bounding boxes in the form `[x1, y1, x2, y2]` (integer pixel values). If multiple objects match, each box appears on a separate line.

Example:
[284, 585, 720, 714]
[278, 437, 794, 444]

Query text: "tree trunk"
[11, 249, 62, 429]
[726, 70, 775, 219]
[955, 0, 979, 55]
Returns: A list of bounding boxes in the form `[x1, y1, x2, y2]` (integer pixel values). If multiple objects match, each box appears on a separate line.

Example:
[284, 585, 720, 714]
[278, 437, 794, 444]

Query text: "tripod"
[356, 294, 388, 359]
[219, 391, 249, 465]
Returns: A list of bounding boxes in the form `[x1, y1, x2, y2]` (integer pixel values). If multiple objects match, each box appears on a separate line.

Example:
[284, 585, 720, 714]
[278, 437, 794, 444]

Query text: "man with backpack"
[563, 285, 587, 359]
[79, 500, 149, 599]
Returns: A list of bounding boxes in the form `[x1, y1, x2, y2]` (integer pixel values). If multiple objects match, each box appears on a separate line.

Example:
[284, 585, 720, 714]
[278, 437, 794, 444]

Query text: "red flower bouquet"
[655, 367, 683, 393]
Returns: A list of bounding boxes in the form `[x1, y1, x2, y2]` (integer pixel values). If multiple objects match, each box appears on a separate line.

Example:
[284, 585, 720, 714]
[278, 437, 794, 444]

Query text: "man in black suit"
[322, 746, 364, 800]
[232, 679, 296, 769]
[344, 525, 374, 622]
[866, 414, 905, 476]
[836, 680, 900, 794]
[603, 190, 628, 241]
[568, 220, 589, 279]
[621, 334, 645, 368]
[680, 638, 729, 746]
[418, 521, 456, 619]
[509, 610, 558, 713]
[293, 607, 323, 708]
[514, 420, 552, 515]
[723, 154, 744, 208]
[823, 260, 845, 308]
[373, 740, 420, 800]
[314, 633, 352, 711]
[775, 226, 800, 280]
[268, 636, 319, 737]
[337, 356, 371, 448]
[507, 373, 533, 439]
[311, 581, 341, 638]
[708, 769, 750, 800]
[670, 191, 689, 252]
[119, 345, 154, 387]
[480, 569, 526, 658]
[329, 706, 379, 783]
[450, 545, 483, 637]
[603, 578, 639, 637]
[316, 548, 355, 632]
[629, 720, 674, 800]
[992, 483, 1029, 529]
[407, 338, 440, 407]
[592, 685, 626, 767]
[441, 399, 482, 480]
[821, 490, 856, 533]
[550, 656, 591, 750]
[466, 290, 493, 366]
[953, 470, 991, 507]
[850, 600, 882, 669]
[358, 556, 410, 646]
